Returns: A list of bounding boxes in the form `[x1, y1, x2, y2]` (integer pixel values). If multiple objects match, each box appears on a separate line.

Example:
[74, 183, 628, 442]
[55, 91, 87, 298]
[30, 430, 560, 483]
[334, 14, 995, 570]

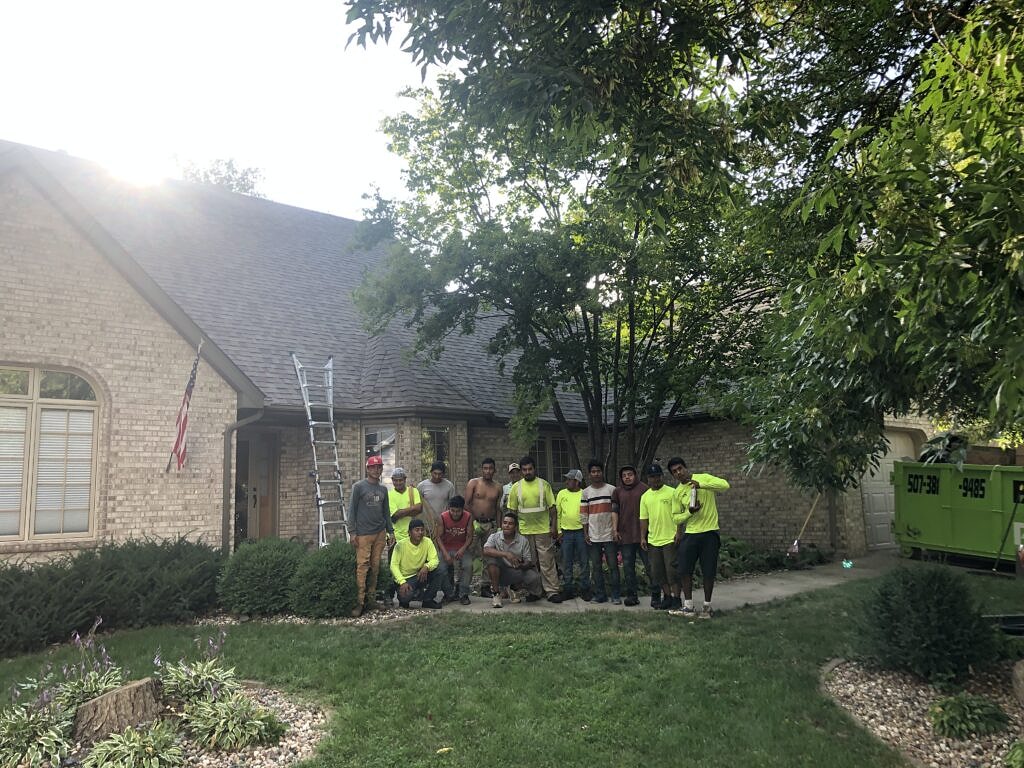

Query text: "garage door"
[861, 430, 920, 549]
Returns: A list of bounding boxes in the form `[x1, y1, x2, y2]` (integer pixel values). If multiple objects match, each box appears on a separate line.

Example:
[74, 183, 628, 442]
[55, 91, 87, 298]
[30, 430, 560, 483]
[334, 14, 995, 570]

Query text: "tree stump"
[73, 677, 163, 744]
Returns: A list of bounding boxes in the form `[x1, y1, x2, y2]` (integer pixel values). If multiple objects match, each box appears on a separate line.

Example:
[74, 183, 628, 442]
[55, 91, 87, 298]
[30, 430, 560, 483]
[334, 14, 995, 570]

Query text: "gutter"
[222, 408, 265, 554]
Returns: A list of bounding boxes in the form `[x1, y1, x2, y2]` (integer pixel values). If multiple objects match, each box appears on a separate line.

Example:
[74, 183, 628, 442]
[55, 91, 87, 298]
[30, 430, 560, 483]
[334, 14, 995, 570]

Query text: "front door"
[237, 432, 279, 543]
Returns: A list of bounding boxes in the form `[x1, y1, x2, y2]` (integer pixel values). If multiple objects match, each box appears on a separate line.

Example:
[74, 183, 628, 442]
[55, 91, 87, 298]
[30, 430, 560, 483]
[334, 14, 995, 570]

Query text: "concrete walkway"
[440, 549, 901, 615]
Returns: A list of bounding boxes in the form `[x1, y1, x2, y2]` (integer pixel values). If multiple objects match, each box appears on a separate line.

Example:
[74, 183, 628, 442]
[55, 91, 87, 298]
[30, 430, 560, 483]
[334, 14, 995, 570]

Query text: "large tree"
[355, 84, 764, 469]
[737, 0, 1024, 489]
[349, 0, 1019, 488]
[179, 158, 265, 198]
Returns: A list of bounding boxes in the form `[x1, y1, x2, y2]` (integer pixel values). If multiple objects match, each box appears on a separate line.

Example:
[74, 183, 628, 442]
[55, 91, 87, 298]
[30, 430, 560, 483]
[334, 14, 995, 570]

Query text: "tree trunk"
[73, 677, 163, 745]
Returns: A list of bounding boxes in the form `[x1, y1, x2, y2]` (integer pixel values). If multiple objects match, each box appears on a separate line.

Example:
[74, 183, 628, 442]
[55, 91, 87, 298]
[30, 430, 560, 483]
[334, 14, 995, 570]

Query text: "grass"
[2, 569, 1022, 768]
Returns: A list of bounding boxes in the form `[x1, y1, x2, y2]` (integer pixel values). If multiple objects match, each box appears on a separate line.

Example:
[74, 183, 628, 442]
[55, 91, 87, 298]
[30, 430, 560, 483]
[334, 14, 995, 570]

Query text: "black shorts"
[677, 530, 721, 578]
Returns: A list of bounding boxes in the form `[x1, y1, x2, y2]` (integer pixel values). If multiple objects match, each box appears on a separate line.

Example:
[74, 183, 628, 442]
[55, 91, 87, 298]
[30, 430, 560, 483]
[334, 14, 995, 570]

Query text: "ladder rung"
[309, 421, 334, 427]
[322, 520, 347, 527]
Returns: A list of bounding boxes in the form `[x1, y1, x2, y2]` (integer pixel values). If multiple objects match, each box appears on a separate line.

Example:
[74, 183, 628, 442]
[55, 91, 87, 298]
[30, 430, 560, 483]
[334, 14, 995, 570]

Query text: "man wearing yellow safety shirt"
[507, 455, 564, 603]
[639, 464, 685, 611]
[667, 456, 729, 619]
[555, 469, 591, 600]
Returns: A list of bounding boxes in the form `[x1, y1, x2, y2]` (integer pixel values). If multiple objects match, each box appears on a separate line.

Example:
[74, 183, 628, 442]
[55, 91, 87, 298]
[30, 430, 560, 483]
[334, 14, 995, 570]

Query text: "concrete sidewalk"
[438, 549, 901, 615]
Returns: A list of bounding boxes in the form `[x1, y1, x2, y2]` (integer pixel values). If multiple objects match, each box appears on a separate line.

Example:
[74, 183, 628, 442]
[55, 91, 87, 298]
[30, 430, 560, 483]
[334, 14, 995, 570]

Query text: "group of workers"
[346, 454, 728, 620]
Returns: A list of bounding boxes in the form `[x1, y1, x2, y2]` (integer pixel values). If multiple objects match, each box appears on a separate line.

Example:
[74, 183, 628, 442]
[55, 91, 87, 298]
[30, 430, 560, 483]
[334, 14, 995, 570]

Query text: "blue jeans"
[620, 542, 660, 598]
[436, 549, 474, 598]
[559, 529, 591, 593]
[397, 569, 444, 606]
[589, 541, 620, 599]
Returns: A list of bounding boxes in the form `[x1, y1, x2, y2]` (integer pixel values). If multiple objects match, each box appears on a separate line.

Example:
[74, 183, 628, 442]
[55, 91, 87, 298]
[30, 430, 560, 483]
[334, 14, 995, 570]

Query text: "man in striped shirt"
[582, 460, 621, 604]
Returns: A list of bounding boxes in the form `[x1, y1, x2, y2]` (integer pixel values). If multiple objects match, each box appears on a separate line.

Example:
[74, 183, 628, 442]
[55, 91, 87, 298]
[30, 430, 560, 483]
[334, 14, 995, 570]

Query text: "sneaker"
[525, 593, 542, 603]
[480, 585, 493, 598]
[547, 593, 564, 604]
[668, 606, 696, 618]
[650, 596, 662, 609]
[699, 605, 714, 620]
[509, 589, 523, 603]
[624, 596, 639, 607]
[611, 597, 622, 605]
[580, 588, 593, 602]
[459, 595, 471, 605]
[492, 594, 503, 609]
[422, 600, 443, 610]
[593, 595, 608, 604]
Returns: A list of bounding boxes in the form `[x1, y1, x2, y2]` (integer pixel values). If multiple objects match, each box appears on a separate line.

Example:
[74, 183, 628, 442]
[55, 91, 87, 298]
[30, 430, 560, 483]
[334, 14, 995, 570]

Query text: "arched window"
[0, 367, 98, 539]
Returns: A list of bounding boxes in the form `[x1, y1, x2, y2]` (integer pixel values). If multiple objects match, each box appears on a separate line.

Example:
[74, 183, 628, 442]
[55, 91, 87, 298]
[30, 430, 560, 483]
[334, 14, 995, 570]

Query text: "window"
[530, 435, 573, 485]
[363, 425, 396, 480]
[0, 367, 97, 539]
[421, 425, 450, 479]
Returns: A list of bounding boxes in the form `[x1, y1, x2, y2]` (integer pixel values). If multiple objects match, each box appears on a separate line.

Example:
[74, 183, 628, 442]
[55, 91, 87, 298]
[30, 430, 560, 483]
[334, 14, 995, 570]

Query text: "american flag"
[168, 342, 202, 471]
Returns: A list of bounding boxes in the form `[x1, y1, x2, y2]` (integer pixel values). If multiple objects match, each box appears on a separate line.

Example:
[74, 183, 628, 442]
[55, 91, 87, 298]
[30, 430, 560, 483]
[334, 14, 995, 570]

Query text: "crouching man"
[389, 518, 444, 610]
[482, 513, 543, 608]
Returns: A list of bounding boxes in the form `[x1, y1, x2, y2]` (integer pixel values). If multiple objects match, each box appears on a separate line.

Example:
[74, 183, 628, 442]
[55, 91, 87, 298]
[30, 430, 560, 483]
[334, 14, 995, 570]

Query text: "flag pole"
[166, 338, 204, 472]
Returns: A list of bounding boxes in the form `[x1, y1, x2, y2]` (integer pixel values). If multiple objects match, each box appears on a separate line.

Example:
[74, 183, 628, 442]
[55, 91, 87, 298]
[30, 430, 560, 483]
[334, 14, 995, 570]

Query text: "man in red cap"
[349, 454, 395, 617]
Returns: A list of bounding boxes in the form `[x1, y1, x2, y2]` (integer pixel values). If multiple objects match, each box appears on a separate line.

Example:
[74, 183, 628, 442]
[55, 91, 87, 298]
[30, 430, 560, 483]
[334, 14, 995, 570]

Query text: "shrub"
[289, 541, 359, 617]
[218, 538, 306, 616]
[157, 658, 240, 705]
[0, 702, 73, 768]
[1005, 740, 1024, 768]
[0, 537, 222, 657]
[928, 692, 1009, 739]
[859, 566, 999, 682]
[182, 692, 286, 751]
[82, 721, 184, 768]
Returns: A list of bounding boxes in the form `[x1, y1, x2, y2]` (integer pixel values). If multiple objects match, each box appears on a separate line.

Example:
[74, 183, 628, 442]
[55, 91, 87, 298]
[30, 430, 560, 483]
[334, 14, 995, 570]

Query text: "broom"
[787, 492, 822, 558]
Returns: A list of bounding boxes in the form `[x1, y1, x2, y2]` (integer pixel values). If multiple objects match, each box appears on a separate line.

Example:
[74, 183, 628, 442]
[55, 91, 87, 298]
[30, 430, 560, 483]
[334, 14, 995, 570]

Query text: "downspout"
[222, 408, 265, 554]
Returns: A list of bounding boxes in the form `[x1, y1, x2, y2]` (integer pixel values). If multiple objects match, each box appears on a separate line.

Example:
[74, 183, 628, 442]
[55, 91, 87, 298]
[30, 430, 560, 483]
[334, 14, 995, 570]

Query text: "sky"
[0, 1, 432, 219]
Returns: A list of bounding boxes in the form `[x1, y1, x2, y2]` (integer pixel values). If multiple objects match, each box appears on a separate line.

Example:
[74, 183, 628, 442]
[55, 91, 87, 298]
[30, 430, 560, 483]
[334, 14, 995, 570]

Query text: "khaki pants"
[354, 531, 388, 607]
[524, 532, 560, 595]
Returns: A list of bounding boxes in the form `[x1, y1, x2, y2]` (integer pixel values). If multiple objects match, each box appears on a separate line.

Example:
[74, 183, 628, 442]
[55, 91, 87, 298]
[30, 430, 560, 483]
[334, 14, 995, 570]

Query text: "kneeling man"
[389, 518, 444, 610]
[482, 513, 543, 608]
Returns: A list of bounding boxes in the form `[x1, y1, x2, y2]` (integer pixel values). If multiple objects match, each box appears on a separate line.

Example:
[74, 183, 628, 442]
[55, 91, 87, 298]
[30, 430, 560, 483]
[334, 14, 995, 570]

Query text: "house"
[0, 140, 929, 560]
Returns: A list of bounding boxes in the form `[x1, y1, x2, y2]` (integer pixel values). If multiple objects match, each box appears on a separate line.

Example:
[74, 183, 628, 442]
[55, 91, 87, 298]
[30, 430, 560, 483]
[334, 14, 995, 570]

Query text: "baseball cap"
[507, 462, 521, 472]
[366, 455, 384, 467]
[646, 464, 664, 476]
[391, 467, 407, 478]
[564, 469, 584, 482]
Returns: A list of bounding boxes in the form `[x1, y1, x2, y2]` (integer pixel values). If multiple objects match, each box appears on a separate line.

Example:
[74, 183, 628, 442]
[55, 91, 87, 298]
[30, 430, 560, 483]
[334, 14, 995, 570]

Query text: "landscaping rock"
[73, 677, 163, 744]
[1014, 659, 1024, 707]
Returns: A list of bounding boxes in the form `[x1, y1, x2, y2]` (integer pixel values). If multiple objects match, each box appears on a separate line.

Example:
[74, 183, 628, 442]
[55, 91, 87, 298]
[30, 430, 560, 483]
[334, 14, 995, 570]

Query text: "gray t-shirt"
[349, 479, 393, 536]
[417, 478, 455, 519]
[483, 531, 533, 564]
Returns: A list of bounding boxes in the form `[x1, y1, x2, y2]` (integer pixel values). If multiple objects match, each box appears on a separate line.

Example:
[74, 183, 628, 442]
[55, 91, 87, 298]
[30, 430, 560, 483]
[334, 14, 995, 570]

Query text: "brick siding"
[0, 170, 238, 558]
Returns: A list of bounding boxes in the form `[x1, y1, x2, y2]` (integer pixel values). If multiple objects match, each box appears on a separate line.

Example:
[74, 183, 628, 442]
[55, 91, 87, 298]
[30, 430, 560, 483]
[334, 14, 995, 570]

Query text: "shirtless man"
[464, 457, 502, 597]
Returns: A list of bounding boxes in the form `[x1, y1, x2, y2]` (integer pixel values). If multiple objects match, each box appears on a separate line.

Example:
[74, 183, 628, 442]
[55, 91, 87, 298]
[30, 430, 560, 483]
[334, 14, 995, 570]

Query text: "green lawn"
[2, 571, 1022, 768]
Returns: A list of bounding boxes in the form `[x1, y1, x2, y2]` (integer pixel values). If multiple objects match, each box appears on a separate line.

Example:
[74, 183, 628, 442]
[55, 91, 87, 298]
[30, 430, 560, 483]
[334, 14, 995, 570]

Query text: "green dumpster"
[892, 461, 1024, 559]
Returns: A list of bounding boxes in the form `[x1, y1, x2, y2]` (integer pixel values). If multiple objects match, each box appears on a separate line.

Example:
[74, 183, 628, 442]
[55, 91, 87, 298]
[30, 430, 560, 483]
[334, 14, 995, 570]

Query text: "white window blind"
[34, 408, 93, 534]
[0, 407, 26, 536]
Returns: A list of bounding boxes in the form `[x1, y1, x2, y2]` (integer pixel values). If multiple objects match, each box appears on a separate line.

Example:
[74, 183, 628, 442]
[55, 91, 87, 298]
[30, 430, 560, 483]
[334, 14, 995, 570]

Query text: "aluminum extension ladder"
[290, 353, 348, 547]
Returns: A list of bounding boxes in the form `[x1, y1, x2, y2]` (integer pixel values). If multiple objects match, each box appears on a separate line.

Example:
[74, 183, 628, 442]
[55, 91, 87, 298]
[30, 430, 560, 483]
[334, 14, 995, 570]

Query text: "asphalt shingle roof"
[1, 140, 586, 422]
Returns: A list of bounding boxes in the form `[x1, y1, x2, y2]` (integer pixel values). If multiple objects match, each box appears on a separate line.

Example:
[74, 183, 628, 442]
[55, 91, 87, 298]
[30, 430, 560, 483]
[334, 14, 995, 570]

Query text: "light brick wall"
[0, 170, 238, 558]
[277, 416, 472, 545]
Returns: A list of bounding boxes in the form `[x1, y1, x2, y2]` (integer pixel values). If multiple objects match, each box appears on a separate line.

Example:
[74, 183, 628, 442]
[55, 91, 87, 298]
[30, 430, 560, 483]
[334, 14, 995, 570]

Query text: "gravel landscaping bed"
[182, 686, 326, 768]
[196, 605, 429, 628]
[823, 659, 1023, 768]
